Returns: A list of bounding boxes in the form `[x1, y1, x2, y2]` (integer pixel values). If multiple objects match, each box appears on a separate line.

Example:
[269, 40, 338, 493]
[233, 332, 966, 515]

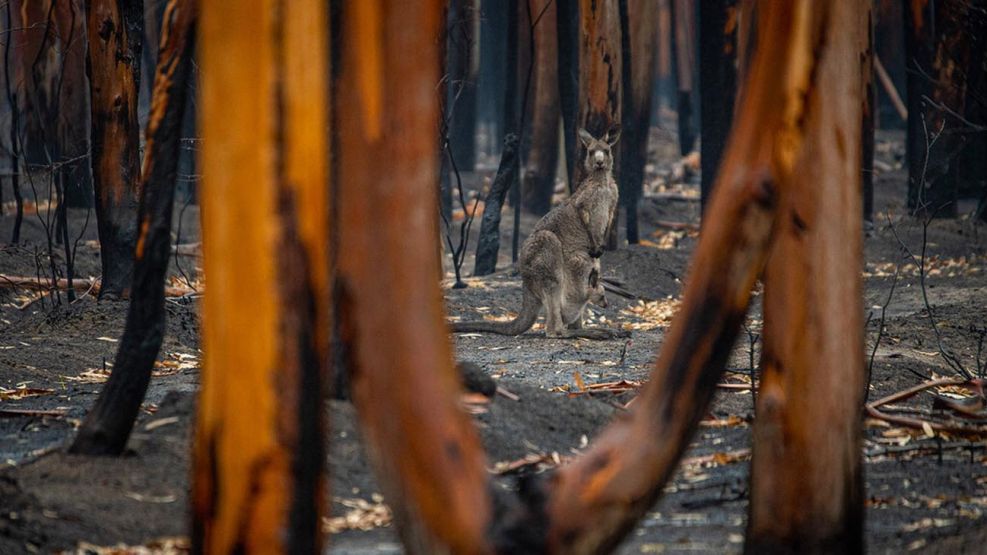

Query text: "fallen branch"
[864, 405, 987, 437]
[0, 274, 195, 298]
[0, 408, 68, 418]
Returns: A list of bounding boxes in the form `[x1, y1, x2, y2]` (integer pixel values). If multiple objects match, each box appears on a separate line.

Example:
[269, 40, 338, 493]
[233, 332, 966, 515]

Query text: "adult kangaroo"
[450, 128, 628, 340]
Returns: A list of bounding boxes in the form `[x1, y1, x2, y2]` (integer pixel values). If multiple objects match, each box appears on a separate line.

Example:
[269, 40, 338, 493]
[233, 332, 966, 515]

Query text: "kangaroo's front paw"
[589, 247, 604, 258]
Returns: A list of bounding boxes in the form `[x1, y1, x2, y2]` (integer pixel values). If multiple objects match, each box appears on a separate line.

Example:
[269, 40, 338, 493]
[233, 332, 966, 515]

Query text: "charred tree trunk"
[698, 0, 738, 214]
[862, 3, 875, 223]
[670, 0, 696, 155]
[447, 0, 479, 172]
[56, 1, 91, 209]
[473, 0, 519, 276]
[478, 0, 508, 156]
[3, 2, 24, 243]
[903, 0, 974, 217]
[473, 134, 520, 276]
[522, 0, 560, 216]
[334, 2, 494, 551]
[87, 0, 143, 298]
[69, 0, 196, 457]
[192, 0, 329, 552]
[557, 0, 580, 192]
[619, 0, 657, 244]
[747, 2, 867, 550]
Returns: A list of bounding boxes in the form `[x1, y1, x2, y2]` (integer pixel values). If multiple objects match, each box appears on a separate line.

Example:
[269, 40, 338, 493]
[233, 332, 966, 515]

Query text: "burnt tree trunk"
[70, 0, 196, 457]
[87, 0, 143, 298]
[473, 0, 519, 276]
[670, 0, 696, 155]
[56, 1, 91, 208]
[473, 134, 520, 276]
[557, 0, 580, 192]
[619, 0, 657, 244]
[334, 2, 494, 551]
[447, 0, 479, 172]
[192, 0, 330, 552]
[698, 0, 738, 214]
[861, 2, 875, 223]
[903, 0, 974, 217]
[522, 0, 560, 216]
[3, 2, 24, 243]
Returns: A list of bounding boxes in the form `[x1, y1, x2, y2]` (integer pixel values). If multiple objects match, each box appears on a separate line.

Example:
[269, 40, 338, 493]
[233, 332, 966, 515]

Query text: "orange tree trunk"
[903, 0, 974, 217]
[191, 0, 330, 552]
[332, 1, 494, 551]
[745, 1, 866, 552]
[619, 0, 657, 244]
[522, 0, 560, 216]
[698, 0, 738, 213]
[70, 0, 196, 457]
[86, 0, 143, 298]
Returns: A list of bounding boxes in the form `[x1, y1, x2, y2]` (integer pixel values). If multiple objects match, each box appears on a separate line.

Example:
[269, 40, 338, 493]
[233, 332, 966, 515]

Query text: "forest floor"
[0, 129, 985, 554]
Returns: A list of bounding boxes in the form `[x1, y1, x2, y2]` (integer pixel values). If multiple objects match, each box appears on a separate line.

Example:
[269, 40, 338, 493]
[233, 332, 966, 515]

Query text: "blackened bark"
[557, 0, 580, 192]
[4, 2, 24, 243]
[862, 6, 875, 223]
[71, 0, 196, 456]
[619, 0, 657, 244]
[699, 0, 738, 214]
[478, 0, 508, 153]
[903, 0, 973, 218]
[473, 134, 519, 276]
[670, 0, 696, 155]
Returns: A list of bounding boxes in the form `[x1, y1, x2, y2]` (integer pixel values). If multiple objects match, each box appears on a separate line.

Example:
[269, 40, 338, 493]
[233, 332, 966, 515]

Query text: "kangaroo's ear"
[578, 128, 594, 148]
[605, 126, 621, 146]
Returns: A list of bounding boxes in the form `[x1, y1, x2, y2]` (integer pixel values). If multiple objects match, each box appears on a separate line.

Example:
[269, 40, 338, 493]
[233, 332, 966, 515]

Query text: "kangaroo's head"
[579, 127, 620, 173]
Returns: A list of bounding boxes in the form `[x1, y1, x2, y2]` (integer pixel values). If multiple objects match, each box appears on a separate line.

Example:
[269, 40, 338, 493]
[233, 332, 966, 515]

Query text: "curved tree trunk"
[334, 2, 494, 552]
[192, 0, 330, 552]
[620, 0, 657, 244]
[87, 0, 143, 298]
[522, 0, 560, 216]
[70, 0, 196, 457]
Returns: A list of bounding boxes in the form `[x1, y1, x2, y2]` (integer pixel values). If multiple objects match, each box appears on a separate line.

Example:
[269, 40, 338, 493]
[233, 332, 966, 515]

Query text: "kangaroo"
[450, 128, 627, 340]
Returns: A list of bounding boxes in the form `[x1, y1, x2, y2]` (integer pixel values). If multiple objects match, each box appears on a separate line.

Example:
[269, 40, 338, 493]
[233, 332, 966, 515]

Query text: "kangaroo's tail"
[450, 288, 540, 336]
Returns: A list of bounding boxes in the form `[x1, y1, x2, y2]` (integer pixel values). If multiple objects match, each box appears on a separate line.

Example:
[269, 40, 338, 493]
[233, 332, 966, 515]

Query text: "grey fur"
[450, 129, 628, 340]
